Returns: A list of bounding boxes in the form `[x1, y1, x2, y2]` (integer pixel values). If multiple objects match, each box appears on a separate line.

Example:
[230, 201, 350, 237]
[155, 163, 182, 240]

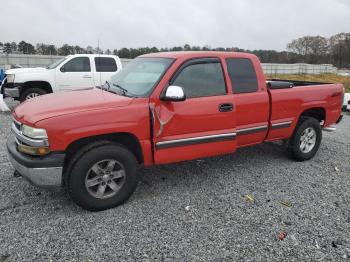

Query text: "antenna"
[98, 39, 102, 88]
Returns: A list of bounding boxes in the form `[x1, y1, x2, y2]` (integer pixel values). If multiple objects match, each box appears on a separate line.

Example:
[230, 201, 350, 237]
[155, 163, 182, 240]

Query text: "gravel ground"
[0, 98, 350, 261]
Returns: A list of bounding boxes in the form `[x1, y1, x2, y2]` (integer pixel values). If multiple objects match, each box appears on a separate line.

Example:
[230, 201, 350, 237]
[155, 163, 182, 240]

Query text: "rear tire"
[20, 88, 47, 102]
[67, 142, 139, 211]
[288, 117, 322, 161]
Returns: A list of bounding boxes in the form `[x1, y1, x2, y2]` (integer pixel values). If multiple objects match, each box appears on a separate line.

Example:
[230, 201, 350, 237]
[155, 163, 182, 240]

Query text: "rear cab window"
[171, 58, 226, 98]
[226, 58, 258, 94]
[95, 57, 118, 72]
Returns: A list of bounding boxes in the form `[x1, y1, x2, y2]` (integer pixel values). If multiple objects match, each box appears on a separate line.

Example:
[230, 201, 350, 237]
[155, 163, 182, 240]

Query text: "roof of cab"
[139, 51, 257, 60]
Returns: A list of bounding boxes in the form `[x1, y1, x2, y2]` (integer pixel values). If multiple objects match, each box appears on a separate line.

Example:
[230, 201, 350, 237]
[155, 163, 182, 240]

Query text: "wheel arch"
[63, 132, 144, 173]
[298, 107, 326, 124]
[22, 81, 53, 94]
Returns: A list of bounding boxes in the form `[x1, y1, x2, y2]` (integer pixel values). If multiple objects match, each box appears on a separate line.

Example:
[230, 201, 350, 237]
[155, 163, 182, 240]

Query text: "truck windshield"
[109, 57, 174, 97]
[46, 57, 68, 69]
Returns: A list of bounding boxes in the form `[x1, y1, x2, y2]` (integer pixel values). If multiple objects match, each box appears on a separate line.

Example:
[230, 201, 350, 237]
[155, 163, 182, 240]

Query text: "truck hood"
[6, 67, 47, 75]
[14, 88, 133, 124]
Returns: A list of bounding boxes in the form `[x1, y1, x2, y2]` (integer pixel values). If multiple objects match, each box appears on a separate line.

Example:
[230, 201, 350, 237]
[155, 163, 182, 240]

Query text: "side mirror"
[161, 85, 186, 102]
[60, 66, 65, 73]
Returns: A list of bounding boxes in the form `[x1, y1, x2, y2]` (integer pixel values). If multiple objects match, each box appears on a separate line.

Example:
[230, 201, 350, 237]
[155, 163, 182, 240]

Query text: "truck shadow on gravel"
[3, 117, 347, 215]
[135, 142, 291, 199]
[1, 141, 290, 213]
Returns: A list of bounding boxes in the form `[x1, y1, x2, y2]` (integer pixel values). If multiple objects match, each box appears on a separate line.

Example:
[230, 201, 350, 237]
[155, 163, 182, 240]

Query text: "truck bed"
[265, 81, 343, 142]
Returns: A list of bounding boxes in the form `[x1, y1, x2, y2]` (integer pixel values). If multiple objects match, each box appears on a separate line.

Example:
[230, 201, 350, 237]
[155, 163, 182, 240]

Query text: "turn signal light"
[18, 144, 50, 156]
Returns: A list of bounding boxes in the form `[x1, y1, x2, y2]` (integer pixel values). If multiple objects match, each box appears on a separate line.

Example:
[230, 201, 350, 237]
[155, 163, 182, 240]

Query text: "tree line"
[1, 32, 349, 69]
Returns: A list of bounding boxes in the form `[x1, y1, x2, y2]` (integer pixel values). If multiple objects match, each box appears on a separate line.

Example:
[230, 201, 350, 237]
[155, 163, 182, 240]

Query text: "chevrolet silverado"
[7, 52, 344, 211]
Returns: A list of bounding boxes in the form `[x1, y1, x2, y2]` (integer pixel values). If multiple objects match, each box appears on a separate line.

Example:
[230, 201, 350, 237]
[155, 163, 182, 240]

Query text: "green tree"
[129, 48, 141, 58]
[184, 44, 191, 51]
[160, 47, 169, 52]
[73, 46, 84, 54]
[18, 41, 35, 54]
[58, 44, 74, 56]
[171, 46, 183, 51]
[118, 48, 131, 58]
[4, 42, 12, 54]
[47, 45, 57, 55]
[150, 47, 159, 53]
[329, 33, 350, 69]
[287, 36, 328, 63]
[36, 43, 53, 55]
[10, 42, 17, 52]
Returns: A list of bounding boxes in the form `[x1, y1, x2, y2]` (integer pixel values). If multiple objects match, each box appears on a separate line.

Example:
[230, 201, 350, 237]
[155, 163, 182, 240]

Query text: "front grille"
[11, 119, 49, 148]
[13, 120, 21, 132]
[15, 136, 32, 147]
[12, 119, 23, 147]
[15, 137, 22, 144]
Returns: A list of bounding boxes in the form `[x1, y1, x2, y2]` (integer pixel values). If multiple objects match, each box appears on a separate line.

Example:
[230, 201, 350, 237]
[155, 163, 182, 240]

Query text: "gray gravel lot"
[0, 98, 350, 261]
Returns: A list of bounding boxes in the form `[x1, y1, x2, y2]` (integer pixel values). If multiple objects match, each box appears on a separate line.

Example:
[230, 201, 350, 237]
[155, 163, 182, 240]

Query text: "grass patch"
[265, 73, 350, 92]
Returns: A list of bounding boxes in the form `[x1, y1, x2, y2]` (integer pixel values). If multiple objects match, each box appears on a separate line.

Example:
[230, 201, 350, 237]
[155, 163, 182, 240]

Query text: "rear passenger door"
[93, 57, 119, 86]
[153, 58, 237, 165]
[55, 56, 94, 90]
[226, 58, 269, 147]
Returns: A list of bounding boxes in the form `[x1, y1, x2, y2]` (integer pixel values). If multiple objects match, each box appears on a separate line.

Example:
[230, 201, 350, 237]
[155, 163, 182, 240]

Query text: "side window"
[172, 61, 226, 98]
[226, 58, 258, 93]
[95, 57, 118, 72]
[63, 57, 90, 72]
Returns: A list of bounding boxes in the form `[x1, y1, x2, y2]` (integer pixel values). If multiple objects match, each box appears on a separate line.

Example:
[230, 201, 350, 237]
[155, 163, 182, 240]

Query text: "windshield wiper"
[96, 81, 118, 95]
[100, 81, 135, 97]
[96, 82, 108, 90]
[112, 83, 128, 96]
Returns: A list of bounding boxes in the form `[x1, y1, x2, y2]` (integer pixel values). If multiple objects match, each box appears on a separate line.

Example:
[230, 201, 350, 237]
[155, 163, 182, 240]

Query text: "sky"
[0, 0, 349, 51]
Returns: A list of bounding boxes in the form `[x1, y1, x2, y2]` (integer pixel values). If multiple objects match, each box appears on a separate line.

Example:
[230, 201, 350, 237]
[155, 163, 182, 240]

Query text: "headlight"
[6, 74, 15, 83]
[22, 125, 48, 139]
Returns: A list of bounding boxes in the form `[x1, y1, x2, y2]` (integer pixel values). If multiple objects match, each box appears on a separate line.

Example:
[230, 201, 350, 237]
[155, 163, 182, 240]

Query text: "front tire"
[288, 117, 322, 161]
[20, 88, 47, 102]
[67, 142, 139, 211]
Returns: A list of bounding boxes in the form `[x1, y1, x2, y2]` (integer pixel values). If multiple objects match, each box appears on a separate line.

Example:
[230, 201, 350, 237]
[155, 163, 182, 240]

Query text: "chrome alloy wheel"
[25, 93, 40, 100]
[299, 127, 317, 153]
[85, 159, 126, 199]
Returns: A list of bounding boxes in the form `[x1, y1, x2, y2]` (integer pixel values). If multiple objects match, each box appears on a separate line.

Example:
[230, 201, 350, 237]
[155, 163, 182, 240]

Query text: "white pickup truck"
[3, 54, 122, 102]
[343, 93, 350, 112]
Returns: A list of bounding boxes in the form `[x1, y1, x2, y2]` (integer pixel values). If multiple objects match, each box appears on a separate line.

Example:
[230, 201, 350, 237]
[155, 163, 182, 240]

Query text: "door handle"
[219, 103, 233, 112]
[82, 75, 92, 79]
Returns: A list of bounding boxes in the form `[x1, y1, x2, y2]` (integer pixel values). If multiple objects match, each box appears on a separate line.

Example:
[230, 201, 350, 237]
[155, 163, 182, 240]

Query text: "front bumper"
[4, 86, 20, 98]
[3, 82, 23, 98]
[6, 137, 65, 190]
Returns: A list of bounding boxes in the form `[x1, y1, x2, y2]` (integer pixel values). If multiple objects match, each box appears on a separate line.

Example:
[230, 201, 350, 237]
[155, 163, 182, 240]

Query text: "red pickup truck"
[7, 52, 344, 211]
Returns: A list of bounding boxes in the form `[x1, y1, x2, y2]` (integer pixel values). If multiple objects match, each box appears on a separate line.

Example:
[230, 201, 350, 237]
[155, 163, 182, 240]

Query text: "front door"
[152, 58, 237, 165]
[55, 56, 94, 91]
